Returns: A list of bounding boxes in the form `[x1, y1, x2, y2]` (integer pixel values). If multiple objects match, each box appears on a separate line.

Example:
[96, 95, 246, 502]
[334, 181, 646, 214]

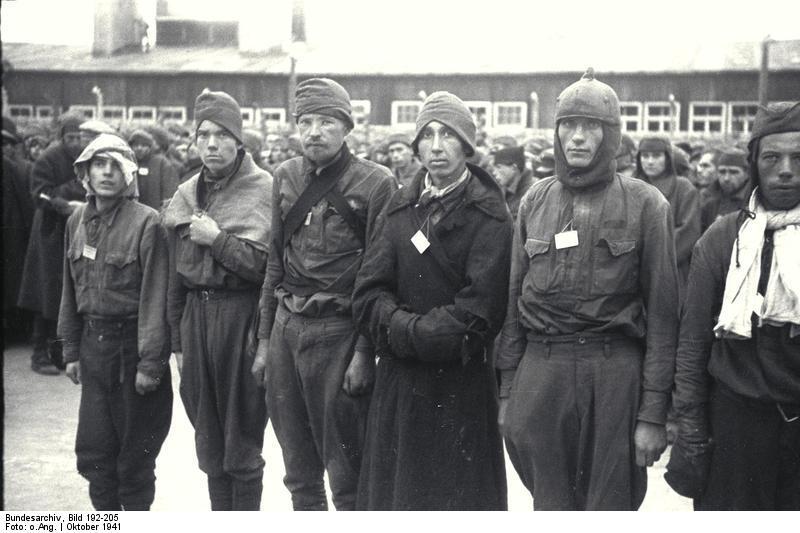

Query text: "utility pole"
[92, 86, 104, 120]
[288, 56, 297, 133]
[758, 36, 772, 106]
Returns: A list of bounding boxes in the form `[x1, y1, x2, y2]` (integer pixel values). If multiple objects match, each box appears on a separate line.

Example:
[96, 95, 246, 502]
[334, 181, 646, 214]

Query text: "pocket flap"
[601, 239, 636, 256]
[104, 251, 137, 268]
[524, 238, 550, 258]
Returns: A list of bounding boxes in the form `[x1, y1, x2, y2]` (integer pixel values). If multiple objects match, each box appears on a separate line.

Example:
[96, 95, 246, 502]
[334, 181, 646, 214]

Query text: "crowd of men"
[2, 73, 798, 512]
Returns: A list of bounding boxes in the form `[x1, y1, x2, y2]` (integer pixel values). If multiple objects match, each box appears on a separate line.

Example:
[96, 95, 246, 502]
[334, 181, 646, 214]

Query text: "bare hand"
[250, 339, 269, 387]
[135, 371, 160, 395]
[634, 421, 667, 467]
[342, 350, 375, 396]
[65, 361, 81, 384]
[172, 351, 183, 374]
[189, 213, 221, 246]
[498, 398, 509, 434]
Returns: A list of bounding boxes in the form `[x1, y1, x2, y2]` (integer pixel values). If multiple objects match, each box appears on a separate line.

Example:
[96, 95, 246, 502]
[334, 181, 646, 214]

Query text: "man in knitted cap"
[353, 91, 512, 510]
[18, 112, 87, 375]
[251, 77, 395, 510]
[496, 70, 679, 510]
[670, 101, 800, 510]
[386, 132, 422, 188]
[58, 134, 172, 510]
[615, 133, 637, 178]
[128, 129, 179, 211]
[699, 147, 751, 232]
[492, 145, 536, 221]
[163, 89, 272, 510]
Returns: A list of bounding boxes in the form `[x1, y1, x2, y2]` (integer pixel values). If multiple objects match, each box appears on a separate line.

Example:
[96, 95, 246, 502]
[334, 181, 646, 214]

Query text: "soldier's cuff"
[637, 389, 669, 425]
[62, 342, 80, 364]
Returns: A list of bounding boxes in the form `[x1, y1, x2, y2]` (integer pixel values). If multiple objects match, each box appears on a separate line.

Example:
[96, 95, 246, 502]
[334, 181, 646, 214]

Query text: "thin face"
[88, 156, 127, 198]
[130, 141, 152, 163]
[417, 121, 468, 182]
[493, 162, 520, 188]
[297, 113, 348, 165]
[196, 120, 239, 175]
[557, 118, 603, 168]
[717, 165, 748, 195]
[388, 142, 413, 168]
[640, 151, 667, 178]
[694, 152, 717, 187]
[757, 131, 800, 210]
[63, 132, 83, 159]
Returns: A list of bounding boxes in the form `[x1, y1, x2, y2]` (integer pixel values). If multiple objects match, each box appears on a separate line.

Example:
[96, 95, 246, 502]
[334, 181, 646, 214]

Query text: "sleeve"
[209, 230, 268, 284]
[166, 225, 188, 352]
[674, 182, 701, 266]
[57, 215, 83, 364]
[159, 158, 180, 209]
[638, 194, 680, 425]
[257, 167, 285, 339]
[136, 216, 171, 379]
[494, 195, 532, 397]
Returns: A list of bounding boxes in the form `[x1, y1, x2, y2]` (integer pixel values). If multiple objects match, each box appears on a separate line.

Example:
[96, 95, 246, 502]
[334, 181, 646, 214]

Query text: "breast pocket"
[68, 246, 97, 288]
[103, 251, 140, 291]
[322, 200, 365, 255]
[591, 237, 639, 295]
[524, 238, 561, 293]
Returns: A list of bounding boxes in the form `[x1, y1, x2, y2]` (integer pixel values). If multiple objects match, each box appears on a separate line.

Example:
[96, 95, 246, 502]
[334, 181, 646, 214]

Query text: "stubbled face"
[717, 165, 748, 195]
[196, 120, 239, 176]
[558, 117, 603, 168]
[757, 131, 800, 211]
[493, 162, 520, 188]
[63, 132, 83, 159]
[640, 151, 667, 178]
[88, 156, 127, 199]
[417, 120, 468, 183]
[388, 142, 413, 169]
[297, 112, 348, 165]
[694, 152, 717, 187]
[130, 141, 152, 164]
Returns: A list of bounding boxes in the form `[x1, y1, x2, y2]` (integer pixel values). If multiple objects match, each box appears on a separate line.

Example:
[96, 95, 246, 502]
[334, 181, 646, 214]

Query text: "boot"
[207, 475, 233, 511]
[30, 315, 59, 375]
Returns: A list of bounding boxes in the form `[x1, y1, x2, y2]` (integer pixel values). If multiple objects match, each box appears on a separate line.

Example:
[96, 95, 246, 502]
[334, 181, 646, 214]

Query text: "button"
[98, 335, 104, 342]
[578, 337, 586, 344]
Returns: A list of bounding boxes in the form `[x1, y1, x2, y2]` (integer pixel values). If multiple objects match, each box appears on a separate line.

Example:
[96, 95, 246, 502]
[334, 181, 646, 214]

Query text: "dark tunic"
[135, 153, 179, 211]
[2, 155, 34, 317]
[353, 164, 512, 510]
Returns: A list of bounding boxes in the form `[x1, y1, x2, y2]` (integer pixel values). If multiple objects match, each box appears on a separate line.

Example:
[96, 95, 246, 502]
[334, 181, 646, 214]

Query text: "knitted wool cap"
[128, 129, 155, 147]
[747, 101, 800, 186]
[386, 132, 412, 149]
[411, 91, 477, 157]
[194, 89, 243, 143]
[58, 112, 85, 138]
[493, 146, 526, 171]
[638, 135, 671, 154]
[242, 128, 264, 153]
[294, 78, 354, 130]
[716, 147, 748, 169]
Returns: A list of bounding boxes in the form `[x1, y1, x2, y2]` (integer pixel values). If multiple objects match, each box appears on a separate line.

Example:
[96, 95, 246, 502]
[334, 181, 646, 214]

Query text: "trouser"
[503, 334, 647, 510]
[31, 314, 58, 365]
[75, 318, 173, 511]
[696, 381, 800, 510]
[179, 289, 267, 511]
[266, 303, 370, 510]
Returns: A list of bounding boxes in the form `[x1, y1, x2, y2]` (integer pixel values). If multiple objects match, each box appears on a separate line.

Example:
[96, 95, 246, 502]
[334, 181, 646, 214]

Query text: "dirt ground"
[3, 341, 691, 511]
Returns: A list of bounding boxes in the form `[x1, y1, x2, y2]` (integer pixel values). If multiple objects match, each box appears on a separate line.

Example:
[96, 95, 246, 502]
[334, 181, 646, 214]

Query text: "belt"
[526, 332, 630, 345]
[189, 287, 253, 301]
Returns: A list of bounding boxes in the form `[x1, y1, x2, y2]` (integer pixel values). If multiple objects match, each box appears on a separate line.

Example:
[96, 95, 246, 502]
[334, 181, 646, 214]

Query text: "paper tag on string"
[82, 245, 97, 261]
[411, 230, 430, 254]
[554, 230, 579, 250]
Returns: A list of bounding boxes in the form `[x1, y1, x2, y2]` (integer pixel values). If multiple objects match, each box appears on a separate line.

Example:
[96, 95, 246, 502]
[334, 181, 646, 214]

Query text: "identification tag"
[554, 230, 579, 250]
[82, 245, 98, 260]
[138, 167, 149, 176]
[305, 212, 312, 226]
[411, 230, 430, 254]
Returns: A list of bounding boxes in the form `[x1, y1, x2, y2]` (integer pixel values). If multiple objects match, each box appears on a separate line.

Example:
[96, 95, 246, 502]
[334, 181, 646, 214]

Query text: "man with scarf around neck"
[250, 78, 395, 510]
[58, 134, 172, 510]
[669, 102, 800, 510]
[496, 70, 680, 510]
[163, 90, 272, 510]
[352, 92, 512, 510]
[635, 135, 701, 299]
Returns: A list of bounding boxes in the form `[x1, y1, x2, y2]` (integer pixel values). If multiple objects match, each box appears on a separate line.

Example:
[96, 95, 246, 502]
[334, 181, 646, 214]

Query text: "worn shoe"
[31, 360, 60, 376]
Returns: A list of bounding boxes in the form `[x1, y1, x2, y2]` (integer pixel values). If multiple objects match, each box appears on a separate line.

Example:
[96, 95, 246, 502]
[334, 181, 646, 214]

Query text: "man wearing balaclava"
[669, 102, 800, 510]
[496, 70, 680, 510]
[251, 78, 395, 510]
[58, 133, 172, 511]
[18, 112, 87, 375]
[163, 90, 272, 510]
[352, 91, 512, 510]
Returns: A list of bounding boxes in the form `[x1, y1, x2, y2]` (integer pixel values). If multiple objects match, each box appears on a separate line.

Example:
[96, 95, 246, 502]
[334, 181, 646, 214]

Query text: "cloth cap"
[747, 101, 800, 186]
[79, 120, 116, 135]
[493, 146, 526, 171]
[194, 89, 243, 144]
[74, 133, 139, 192]
[242, 128, 264, 153]
[638, 136, 671, 154]
[716, 147, 748, 169]
[617, 133, 636, 156]
[411, 91, 477, 157]
[58, 112, 85, 138]
[386, 132, 412, 149]
[128, 129, 155, 147]
[2, 116, 19, 143]
[672, 146, 691, 176]
[294, 78, 354, 130]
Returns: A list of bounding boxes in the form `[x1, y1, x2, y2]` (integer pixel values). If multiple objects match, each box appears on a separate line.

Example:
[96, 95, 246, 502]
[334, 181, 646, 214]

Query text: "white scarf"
[714, 189, 800, 339]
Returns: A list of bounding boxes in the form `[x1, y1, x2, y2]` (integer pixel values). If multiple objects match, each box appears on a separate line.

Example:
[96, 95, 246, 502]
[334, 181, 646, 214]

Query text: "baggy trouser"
[75, 318, 173, 511]
[266, 304, 370, 510]
[503, 335, 647, 510]
[179, 290, 268, 510]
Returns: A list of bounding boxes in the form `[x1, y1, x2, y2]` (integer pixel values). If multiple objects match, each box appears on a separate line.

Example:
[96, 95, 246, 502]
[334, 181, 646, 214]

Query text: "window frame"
[350, 99, 372, 127]
[727, 101, 759, 136]
[69, 105, 97, 120]
[7, 104, 34, 119]
[157, 106, 187, 122]
[619, 101, 643, 133]
[391, 100, 422, 127]
[644, 101, 681, 133]
[35, 105, 60, 119]
[464, 100, 492, 130]
[128, 106, 157, 122]
[688, 101, 726, 135]
[492, 101, 528, 128]
[259, 107, 286, 129]
[101, 105, 127, 123]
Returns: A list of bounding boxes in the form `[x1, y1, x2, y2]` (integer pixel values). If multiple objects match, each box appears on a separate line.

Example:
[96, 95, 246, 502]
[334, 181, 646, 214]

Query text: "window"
[728, 102, 758, 135]
[689, 102, 726, 134]
[391, 101, 422, 126]
[158, 106, 186, 122]
[644, 102, 680, 133]
[493, 102, 528, 128]
[239, 107, 256, 127]
[7, 105, 33, 119]
[128, 106, 156, 122]
[350, 100, 372, 127]
[619, 102, 643, 132]
[464, 101, 491, 130]
[260, 108, 286, 130]
[101, 106, 126, 123]
[36, 106, 59, 119]
[69, 105, 97, 119]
